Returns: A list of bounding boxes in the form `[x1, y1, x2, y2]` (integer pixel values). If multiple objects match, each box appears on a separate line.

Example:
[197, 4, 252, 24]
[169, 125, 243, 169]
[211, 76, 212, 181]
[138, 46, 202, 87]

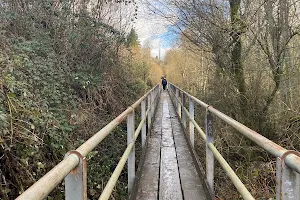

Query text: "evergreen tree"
[127, 28, 139, 47]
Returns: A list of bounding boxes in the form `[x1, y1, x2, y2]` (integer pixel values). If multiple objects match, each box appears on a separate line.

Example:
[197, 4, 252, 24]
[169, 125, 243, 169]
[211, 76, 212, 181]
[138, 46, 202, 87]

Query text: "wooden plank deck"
[135, 91, 209, 200]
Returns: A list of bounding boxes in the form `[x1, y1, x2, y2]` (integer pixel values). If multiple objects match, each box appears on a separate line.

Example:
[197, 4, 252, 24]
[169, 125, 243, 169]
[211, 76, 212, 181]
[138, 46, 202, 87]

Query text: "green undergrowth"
[0, 6, 151, 198]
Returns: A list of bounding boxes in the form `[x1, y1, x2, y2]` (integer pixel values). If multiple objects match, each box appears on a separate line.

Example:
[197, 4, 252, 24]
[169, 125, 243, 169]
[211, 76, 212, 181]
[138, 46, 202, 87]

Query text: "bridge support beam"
[189, 97, 194, 148]
[127, 110, 135, 194]
[205, 108, 214, 195]
[276, 151, 300, 200]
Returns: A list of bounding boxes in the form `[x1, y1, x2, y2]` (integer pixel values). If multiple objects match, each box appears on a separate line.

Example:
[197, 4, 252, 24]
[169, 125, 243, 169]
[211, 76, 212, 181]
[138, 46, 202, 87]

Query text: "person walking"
[161, 77, 167, 90]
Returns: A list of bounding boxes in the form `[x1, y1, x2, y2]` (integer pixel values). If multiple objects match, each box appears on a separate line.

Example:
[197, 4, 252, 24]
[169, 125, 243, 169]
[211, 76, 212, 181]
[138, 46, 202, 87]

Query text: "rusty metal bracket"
[65, 150, 87, 200]
[276, 150, 300, 200]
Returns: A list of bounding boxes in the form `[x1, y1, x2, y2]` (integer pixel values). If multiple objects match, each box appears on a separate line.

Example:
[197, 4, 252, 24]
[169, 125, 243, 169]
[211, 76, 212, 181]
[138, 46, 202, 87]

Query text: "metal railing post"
[189, 97, 195, 148]
[158, 85, 160, 95]
[158, 85, 160, 96]
[182, 92, 187, 129]
[179, 91, 182, 118]
[151, 90, 154, 119]
[147, 94, 151, 129]
[276, 151, 300, 200]
[155, 86, 159, 106]
[177, 90, 181, 117]
[65, 151, 87, 200]
[206, 108, 214, 194]
[127, 110, 135, 193]
[175, 88, 179, 113]
[141, 100, 146, 148]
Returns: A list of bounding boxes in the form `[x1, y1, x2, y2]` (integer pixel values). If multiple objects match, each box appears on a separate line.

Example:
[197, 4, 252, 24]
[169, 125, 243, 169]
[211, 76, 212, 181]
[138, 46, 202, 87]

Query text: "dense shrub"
[0, 1, 158, 199]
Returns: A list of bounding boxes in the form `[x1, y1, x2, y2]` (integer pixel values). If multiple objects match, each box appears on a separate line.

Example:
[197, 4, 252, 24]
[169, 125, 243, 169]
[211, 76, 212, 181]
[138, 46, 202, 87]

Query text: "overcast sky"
[133, 1, 178, 59]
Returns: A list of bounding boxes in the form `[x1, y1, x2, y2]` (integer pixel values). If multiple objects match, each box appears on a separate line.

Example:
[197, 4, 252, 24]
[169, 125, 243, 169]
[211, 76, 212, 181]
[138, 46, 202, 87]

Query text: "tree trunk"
[229, 0, 247, 113]
[261, 0, 290, 115]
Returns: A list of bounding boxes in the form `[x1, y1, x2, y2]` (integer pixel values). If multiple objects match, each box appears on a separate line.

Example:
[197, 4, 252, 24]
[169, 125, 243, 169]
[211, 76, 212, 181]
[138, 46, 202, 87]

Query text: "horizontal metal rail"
[169, 83, 300, 200]
[168, 86, 255, 200]
[170, 83, 300, 174]
[16, 85, 160, 200]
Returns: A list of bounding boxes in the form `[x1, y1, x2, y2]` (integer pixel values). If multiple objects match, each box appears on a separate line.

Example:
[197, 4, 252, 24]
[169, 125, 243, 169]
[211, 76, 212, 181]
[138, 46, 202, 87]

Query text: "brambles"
[0, 0, 161, 199]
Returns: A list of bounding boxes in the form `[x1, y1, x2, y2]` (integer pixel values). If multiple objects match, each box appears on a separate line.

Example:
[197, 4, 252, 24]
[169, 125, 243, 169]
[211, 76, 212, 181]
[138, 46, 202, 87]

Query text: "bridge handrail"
[98, 103, 151, 200]
[169, 83, 300, 174]
[16, 85, 160, 200]
[168, 84, 255, 200]
[168, 83, 300, 200]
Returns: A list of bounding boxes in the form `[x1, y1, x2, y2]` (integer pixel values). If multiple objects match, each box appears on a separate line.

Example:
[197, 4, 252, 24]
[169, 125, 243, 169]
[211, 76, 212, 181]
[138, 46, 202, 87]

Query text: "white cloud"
[134, 18, 168, 47]
[134, 0, 174, 59]
[150, 47, 171, 59]
[149, 38, 171, 59]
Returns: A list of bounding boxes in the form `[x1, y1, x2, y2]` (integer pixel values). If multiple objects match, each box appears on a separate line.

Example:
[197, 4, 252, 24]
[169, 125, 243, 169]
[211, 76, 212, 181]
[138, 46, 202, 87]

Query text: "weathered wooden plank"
[159, 146, 183, 200]
[136, 191, 158, 200]
[143, 138, 161, 165]
[183, 189, 207, 200]
[168, 93, 208, 200]
[135, 93, 163, 200]
[159, 95, 183, 200]
[136, 140, 161, 197]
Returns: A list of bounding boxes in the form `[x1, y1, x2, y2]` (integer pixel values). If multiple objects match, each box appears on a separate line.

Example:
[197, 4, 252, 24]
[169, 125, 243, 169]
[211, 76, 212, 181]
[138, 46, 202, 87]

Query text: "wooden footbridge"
[16, 84, 300, 200]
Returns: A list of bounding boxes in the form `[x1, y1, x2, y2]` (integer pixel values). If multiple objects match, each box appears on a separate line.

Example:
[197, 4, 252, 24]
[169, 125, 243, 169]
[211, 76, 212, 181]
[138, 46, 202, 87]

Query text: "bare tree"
[250, 0, 300, 114]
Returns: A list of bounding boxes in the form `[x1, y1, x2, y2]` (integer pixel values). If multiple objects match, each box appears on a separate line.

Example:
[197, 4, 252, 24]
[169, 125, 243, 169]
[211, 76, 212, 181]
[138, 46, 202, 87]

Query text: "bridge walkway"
[134, 91, 209, 200]
[15, 84, 300, 200]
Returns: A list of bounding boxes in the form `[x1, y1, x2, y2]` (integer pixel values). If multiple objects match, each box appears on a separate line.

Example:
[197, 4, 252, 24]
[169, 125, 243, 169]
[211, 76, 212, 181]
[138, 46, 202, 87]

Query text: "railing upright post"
[151, 90, 154, 119]
[65, 151, 87, 200]
[127, 110, 135, 194]
[276, 152, 300, 200]
[179, 91, 182, 118]
[189, 97, 195, 148]
[148, 94, 151, 128]
[182, 92, 186, 129]
[205, 108, 214, 194]
[157, 85, 160, 102]
[176, 89, 181, 117]
[141, 100, 146, 148]
[175, 88, 179, 113]
[154, 88, 159, 102]
[159, 85, 161, 95]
